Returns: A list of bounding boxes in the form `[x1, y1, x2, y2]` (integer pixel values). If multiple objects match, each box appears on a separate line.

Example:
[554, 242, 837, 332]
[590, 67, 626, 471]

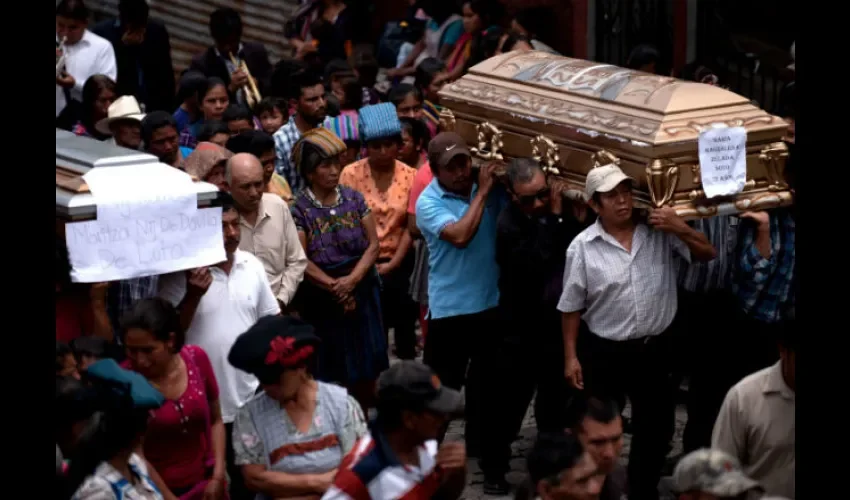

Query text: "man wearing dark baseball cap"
[413, 131, 506, 492]
[323, 361, 467, 500]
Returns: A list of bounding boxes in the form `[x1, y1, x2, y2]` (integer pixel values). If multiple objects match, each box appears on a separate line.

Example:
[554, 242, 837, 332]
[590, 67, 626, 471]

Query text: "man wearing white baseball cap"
[557, 156, 717, 499]
[95, 95, 145, 150]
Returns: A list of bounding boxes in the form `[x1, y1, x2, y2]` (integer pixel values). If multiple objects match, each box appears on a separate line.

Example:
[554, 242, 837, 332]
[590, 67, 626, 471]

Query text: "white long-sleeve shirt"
[56, 30, 117, 117]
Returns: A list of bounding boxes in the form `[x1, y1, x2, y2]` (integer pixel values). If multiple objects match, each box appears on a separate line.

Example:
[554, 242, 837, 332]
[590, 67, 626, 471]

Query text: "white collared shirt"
[158, 250, 281, 422]
[56, 30, 117, 117]
[557, 219, 690, 340]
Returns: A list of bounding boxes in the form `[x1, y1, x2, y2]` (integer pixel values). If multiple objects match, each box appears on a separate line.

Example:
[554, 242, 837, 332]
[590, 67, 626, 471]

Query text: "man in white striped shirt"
[557, 161, 716, 500]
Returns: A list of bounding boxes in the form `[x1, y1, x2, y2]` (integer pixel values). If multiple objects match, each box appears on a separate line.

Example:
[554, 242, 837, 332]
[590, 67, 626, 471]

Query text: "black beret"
[228, 316, 320, 381]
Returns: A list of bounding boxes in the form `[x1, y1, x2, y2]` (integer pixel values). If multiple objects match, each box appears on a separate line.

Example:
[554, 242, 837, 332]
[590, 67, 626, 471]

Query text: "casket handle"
[758, 142, 789, 191]
[439, 108, 456, 132]
[531, 135, 561, 174]
[470, 122, 504, 161]
[646, 159, 680, 207]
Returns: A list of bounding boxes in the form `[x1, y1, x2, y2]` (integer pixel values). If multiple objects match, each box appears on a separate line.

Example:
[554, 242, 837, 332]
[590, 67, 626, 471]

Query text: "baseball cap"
[584, 164, 634, 199]
[428, 132, 470, 170]
[671, 449, 762, 496]
[377, 361, 464, 416]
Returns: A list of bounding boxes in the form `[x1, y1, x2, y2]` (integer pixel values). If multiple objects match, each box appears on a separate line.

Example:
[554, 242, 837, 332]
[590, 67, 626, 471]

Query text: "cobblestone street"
[390, 331, 687, 500]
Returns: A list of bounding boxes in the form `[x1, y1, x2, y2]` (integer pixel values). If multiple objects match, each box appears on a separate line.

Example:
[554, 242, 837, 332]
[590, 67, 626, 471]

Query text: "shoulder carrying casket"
[437, 52, 792, 218]
[55, 129, 219, 232]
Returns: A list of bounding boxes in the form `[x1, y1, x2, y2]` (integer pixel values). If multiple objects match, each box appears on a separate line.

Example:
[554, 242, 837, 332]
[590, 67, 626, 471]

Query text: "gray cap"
[584, 163, 634, 199]
[671, 449, 762, 496]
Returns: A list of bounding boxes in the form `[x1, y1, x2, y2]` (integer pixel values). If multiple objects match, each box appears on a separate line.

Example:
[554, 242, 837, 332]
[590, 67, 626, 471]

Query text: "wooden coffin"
[437, 51, 792, 218]
[55, 130, 219, 231]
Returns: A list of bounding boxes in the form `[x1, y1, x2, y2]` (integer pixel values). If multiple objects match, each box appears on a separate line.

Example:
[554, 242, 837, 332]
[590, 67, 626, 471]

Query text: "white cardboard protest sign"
[698, 125, 748, 198]
[65, 165, 225, 283]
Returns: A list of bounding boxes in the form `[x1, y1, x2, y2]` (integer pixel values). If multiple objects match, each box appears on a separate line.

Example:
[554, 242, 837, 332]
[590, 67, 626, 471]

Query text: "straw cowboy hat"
[95, 96, 146, 136]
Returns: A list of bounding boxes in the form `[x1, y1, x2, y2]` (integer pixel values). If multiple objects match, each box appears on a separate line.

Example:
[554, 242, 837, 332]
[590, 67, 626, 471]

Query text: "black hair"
[196, 120, 230, 142]
[626, 44, 661, 71]
[389, 83, 423, 108]
[209, 7, 242, 43]
[337, 77, 363, 111]
[60, 375, 152, 499]
[287, 70, 324, 101]
[777, 81, 796, 120]
[56, 0, 89, 21]
[118, 0, 149, 26]
[226, 130, 276, 157]
[271, 59, 307, 99]
[526, 432, 586, 485]
[222, 104, 254, 124]
[324, 59, 356, 83]
[80, 74, 117, 134]
[420, 0, 459, 24]
[255, 97, 288, 119]
[56, 341, 73, 374]
[56, 239, 73, 289]
[465, 0, 505, 29]
[70, 336, 109, 362]
[140, 110, 178, 145]
[299, 142, 339, 182]
[197, 77, 228, 103]
[120, 297, 185, 351]
[176, 70, 207, 103]
[513, 6, 556, 45]
[399, 117, 431, 150]
[415, 58, 446, 90]
[562, 393, 621, 431]
[212, 191, 237, 213]
[472, 26, 506, 64]
[351, 45, 380, 88]
[402, 18, 427, 44]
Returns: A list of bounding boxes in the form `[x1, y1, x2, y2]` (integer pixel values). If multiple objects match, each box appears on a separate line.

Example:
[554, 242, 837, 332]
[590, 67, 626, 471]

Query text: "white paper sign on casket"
[65, 165, 225, 283]
[698, 125, 748, 198]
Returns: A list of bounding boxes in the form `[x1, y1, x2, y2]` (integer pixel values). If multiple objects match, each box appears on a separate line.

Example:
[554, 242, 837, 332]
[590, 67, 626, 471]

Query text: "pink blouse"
[123, 345, 220, 492]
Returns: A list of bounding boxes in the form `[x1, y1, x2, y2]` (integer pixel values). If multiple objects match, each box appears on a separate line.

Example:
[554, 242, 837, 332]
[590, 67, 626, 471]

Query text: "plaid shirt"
[109, 276, 159, 331]
[273, 115, 315, 195]
[732, 210, 795, 323]
[677, 215, 738, 293]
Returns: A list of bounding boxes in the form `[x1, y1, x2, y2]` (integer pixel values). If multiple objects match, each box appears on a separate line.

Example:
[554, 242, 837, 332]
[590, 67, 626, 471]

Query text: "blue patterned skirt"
[293, 258, 388, 385]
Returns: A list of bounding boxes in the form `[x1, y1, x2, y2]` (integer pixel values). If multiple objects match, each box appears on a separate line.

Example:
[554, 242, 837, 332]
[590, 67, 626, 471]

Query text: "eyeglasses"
[516, 187, 550, 207]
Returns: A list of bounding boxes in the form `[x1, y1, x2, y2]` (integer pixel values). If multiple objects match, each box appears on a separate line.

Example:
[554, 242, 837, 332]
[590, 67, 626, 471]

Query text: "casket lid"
[439, 52, 786, 145]
[56, 129, 218, 220]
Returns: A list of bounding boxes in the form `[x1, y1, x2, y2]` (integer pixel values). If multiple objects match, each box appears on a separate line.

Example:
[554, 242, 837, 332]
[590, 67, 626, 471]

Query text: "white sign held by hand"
[698, 125, 748, 198]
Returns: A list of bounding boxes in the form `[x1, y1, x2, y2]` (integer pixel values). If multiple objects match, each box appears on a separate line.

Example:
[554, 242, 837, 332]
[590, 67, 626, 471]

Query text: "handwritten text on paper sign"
[698, 126, 748, 199]
[66, 207, 225, 283]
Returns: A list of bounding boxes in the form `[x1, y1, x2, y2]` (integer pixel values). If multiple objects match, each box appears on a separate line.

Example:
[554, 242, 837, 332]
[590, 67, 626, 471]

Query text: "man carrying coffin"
[158, 192, 280, 500]
[557, 161, 717, 500]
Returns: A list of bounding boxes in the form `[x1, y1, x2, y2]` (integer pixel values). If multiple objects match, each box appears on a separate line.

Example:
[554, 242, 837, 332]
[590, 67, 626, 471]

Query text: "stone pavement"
[389, 331, 687, 499]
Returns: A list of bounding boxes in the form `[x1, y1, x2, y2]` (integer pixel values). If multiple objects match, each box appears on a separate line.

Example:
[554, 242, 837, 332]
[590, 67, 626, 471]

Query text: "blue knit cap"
[358, 103, 402, 142]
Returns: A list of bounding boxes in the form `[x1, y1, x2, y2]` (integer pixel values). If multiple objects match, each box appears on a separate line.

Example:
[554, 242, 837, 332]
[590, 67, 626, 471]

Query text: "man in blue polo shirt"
[415, 131, 503, 464]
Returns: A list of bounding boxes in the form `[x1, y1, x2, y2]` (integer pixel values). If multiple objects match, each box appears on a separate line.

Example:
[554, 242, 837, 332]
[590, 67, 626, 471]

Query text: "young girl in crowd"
[180, 77, 230, 149]
[173, 71, 206, 135]
[413, 58, 448, 137]
[195, 120, 230, 149]
[72, 75, 117, 140]
[254, 97, 287, 135]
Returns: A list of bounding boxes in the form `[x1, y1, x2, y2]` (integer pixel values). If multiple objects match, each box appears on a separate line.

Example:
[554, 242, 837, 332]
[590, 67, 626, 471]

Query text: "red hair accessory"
[264, 336, 314, 367]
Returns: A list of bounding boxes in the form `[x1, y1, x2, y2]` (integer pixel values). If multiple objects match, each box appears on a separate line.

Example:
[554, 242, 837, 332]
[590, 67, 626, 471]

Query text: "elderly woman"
[228, 315, 367, 499]
[183, 142, 233, 191]
[339, 103, 419, 361]
[289, 128, 387, 409]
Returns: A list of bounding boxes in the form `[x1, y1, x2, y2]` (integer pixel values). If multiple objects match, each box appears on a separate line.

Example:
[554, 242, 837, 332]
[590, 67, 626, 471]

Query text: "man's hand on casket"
[648, 206, 688, 234]
[478, 163, 497, 195]
[739, 211, 770, 228]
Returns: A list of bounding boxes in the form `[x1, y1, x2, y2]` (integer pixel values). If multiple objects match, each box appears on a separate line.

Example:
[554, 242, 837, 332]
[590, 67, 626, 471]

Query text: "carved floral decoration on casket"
[445, 80, 660, 138]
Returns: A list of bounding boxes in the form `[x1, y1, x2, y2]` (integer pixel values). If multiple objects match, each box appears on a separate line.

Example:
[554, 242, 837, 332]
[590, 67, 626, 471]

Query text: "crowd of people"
[55, 1, 796, 499]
